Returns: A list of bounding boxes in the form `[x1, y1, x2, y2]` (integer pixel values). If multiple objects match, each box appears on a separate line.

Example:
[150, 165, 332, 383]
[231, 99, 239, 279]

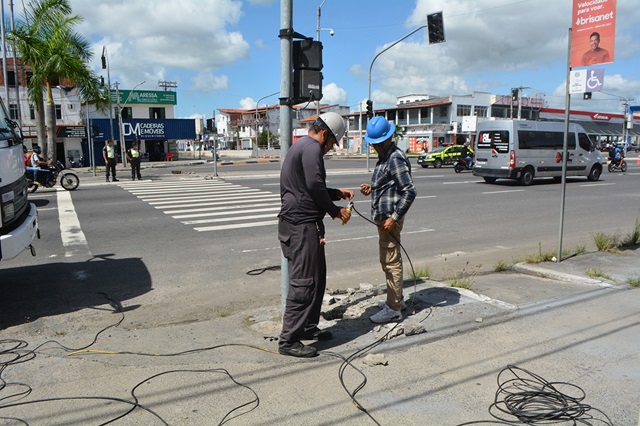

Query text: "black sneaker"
[302, 327, 332, 341]
[106, 178, 110, 182]
[279, 342, 318, 358]
[112, 178, 120, 182]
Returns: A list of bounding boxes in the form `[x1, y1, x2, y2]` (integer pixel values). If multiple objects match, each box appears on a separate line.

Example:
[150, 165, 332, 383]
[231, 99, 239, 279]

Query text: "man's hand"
[360, 184, 371, 196]
[337, 189, 354, 200]
[337, 207, 352, 225]
[378, 217, 396, 233]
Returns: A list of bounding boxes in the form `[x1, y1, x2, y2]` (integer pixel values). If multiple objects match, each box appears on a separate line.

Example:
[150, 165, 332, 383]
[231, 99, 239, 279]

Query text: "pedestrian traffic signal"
[511, 88, 519, 102]
[427, 12, 445, 44]
[366, 99, 373, 118]
[584, 92, 592, 100]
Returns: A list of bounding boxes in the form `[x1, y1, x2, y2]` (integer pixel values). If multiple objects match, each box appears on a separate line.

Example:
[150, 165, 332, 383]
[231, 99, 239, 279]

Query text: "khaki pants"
[378, 218, 404, 311]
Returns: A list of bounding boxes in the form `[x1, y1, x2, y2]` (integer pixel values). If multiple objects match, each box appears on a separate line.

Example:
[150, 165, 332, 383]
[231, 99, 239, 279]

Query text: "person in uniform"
[102, 139, 119, 182]
[126, 141, 143, 180]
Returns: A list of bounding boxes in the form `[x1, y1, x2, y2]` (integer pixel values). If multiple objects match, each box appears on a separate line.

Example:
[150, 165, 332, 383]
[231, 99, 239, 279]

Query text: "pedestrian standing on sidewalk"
[127, 141, 143, 180]
[278, 112, 353, 358]
[360, 116, 416, 324]
[102, 139, 119, 182]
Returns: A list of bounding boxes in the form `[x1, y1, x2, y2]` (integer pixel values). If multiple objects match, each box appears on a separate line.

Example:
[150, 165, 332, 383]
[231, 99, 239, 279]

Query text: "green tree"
[9, 0, 103, 161]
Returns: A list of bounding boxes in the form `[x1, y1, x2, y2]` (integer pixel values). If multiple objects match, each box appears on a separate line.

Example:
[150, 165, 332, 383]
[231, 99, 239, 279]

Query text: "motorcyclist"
[462, 141, 473, 168]
[29, 145, 52, 186]
[612, 145, 623, 168]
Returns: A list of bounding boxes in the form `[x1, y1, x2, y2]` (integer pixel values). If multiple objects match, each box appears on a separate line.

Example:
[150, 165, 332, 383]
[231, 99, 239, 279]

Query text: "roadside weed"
[494, 259, 510, 272]
[524, 243, 556, 263]
[219, 310, 232, 318]
[409, 265, 430, 279]
[592, 232, 618, 252]
[585, 268, 612, 280]
[574, 245, 587, 255]
[628, 276, 640, 288]
[620, 217, 640, 247]
[448, 276, 473, 290]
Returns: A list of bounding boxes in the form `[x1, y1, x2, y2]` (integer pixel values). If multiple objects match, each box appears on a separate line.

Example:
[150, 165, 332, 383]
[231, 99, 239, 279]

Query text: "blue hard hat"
[364, 116, 395, 145]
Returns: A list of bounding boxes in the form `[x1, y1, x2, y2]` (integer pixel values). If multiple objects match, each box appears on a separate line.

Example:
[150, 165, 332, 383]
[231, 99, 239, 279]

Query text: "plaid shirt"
[370, 144, 416, 223]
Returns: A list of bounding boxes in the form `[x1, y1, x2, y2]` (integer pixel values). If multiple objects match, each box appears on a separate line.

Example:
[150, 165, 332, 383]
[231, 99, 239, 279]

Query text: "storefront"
[89, 118, 196, 165]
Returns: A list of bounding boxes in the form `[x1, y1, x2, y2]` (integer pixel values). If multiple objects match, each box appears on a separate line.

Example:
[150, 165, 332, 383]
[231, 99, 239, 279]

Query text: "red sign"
[570, 0, 616, 68]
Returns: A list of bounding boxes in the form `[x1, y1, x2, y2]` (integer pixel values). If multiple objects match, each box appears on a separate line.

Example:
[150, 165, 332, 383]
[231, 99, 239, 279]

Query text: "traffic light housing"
[427, 12, 445, 44]
[583, 92, 592, 100]
[366, 100, 373, 118]
[206, 118, 214, 131]
[292, 40, 323, 104]
[511, 88, 519, 102]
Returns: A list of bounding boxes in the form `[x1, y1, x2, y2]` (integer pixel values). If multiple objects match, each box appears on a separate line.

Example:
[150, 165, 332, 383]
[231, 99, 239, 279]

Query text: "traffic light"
[292, 39, 323, 103]
[427, 12, 445, 44]
[583, 92, 592, 100]
[206, 118, 213, 131]
[366, 99, 373, 118]
[511, 88, 519, 102]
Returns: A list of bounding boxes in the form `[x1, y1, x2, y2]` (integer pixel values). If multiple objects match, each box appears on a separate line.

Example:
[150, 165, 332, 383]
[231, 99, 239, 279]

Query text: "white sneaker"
[378, 300, 407, 310]
[370, 304, 402, 324]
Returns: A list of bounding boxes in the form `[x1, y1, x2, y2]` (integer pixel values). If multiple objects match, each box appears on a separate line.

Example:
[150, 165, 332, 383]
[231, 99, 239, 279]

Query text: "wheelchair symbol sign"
[569, 68, 604, 94]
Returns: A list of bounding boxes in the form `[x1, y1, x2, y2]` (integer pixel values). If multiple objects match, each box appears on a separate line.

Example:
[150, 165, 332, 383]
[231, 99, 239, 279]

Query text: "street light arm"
[368, 25, 427, 101]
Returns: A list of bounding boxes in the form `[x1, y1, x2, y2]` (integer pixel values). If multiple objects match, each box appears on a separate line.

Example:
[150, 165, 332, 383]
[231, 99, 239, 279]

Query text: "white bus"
[473, 120, 603, 185]
[0, 99, 38, 261]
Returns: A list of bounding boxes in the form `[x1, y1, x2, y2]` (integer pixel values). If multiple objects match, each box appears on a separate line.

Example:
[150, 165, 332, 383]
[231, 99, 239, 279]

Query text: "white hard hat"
[318, 112, 345, 142]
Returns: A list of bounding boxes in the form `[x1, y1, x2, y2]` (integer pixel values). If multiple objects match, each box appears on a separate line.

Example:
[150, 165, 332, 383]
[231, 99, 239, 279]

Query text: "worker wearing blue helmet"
[360, 116, 416, 323]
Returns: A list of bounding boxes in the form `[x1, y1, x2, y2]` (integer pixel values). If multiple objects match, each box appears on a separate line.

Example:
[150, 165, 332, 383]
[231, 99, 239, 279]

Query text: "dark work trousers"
[278, 218, 326, 350]
[106, 158, 117, 180]
[130, 158, 142, 179]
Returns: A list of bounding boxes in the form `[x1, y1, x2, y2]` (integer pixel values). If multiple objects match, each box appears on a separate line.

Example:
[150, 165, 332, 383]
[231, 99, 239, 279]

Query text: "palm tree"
[9, 0, 103, 162]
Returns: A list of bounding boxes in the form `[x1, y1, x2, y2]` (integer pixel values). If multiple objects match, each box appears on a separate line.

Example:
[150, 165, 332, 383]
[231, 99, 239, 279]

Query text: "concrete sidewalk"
[2, 247, 639, 425]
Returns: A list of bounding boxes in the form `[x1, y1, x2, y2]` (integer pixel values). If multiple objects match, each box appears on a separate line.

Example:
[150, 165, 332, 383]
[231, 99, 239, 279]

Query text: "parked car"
[417, 145, 473, 168]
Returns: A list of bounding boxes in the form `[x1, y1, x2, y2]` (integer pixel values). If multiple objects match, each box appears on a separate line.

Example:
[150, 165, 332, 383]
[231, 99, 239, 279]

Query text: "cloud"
[322, 83, 347, 105]
[191, 72, 229, 93]
[240, 97, 256, 109]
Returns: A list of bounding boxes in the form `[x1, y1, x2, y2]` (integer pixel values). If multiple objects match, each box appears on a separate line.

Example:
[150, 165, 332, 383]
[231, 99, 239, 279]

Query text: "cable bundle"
[488, 365, 613, 425]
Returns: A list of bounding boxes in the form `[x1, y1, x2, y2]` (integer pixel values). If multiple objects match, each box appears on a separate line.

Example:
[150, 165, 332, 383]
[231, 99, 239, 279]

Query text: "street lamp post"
[101, 46, 114, 143]
[255, 91, 279, 158]
[116, 80, 145, 169]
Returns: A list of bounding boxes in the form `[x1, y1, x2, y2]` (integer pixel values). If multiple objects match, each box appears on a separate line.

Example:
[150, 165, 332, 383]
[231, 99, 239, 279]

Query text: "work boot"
[279, 342, 318, 358]
[302, 327, 332, 341]
[370, 304, 402, 324]
[112, 178, 119, 182]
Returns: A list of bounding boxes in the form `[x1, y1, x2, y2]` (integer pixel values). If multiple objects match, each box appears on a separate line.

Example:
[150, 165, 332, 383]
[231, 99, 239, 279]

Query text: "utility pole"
[279, 0, 293, 313]
[212, 109, 218, 177]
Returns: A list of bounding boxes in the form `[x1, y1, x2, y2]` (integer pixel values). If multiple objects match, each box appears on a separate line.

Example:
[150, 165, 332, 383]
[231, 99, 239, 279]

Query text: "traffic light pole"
[367, 24, 428, 171]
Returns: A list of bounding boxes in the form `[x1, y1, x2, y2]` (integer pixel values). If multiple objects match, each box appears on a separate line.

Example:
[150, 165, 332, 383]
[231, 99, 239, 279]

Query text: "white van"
[473, 120, 603, 185]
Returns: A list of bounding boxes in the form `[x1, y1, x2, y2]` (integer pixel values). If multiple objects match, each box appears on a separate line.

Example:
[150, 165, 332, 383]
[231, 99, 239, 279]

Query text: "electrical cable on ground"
[457, 365, 613, 425]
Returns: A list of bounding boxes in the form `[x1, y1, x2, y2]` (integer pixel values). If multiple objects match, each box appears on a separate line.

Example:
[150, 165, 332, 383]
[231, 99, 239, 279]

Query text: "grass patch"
[620, 217, 640, 247]
[592, 232, 618, 252]
[628, 276, 640, 288]
[494, 259, 510, 272]
[574, 245, 587, 255]
[409, 264, 430, 279]
[585, 268, 612, 280]
[448, 276, 473, 290]
[218, 310, 232, 318]
[524, 243, 556, 263]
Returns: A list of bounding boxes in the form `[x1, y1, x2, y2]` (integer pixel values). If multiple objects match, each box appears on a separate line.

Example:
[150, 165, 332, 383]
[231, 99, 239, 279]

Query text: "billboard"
[109, 90, 177, 105]
[570, 0, 616, 68]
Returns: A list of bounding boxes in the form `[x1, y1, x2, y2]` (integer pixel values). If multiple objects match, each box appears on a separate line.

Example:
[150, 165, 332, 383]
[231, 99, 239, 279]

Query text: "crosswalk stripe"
[118, 180, 280, 232]
[194, 220, 278, 232]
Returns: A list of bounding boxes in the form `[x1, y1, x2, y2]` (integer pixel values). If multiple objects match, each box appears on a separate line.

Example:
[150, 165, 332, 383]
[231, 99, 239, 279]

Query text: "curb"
[512, 262, 606, 286]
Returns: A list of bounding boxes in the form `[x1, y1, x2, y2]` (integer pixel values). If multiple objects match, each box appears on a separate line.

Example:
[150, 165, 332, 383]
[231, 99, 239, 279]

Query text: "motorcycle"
[607, 156, 627, 173]
[453, 157, 473, 173]
[26, 160, 80, 192]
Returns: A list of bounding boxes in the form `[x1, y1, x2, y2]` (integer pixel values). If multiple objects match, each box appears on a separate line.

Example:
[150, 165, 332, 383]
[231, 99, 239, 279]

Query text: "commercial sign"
[110, 90, 177, 105]
[569, 68, 605, 94]
[570, 0, 616, 68]
[91, 118, 196, 141]
[56, 126, 87, 138]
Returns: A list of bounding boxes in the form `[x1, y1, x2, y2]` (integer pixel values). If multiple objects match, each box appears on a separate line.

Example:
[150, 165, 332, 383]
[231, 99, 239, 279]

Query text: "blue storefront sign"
[91, 118, 196, 141]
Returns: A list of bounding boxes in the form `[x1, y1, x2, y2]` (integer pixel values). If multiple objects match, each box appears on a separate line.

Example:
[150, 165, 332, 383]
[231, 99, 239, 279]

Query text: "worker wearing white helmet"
[277, 111, 352, 358]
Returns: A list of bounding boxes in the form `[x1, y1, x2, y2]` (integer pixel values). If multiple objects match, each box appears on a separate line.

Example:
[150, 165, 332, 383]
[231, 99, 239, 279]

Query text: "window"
[439, 106, 448, 116]
[578, 133, 594, 151]
[456, 104, 472, 116]
[477, 130, 510, 154]
[121, 107, 132, 119]
[55, 104, 62, 120]
[475, 106, 488, 117]
[518, 131, 575, 150]
[9, 104, 18, 119]
[29, 106, 35, 120]
[7, 71, 16, 87]
[149, 107, 165, 119]
[26, 72, 33, 85]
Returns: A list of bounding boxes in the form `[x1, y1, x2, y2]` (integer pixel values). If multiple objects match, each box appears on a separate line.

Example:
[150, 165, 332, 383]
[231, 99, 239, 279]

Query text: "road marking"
[482, 189, 525, 194]
[36, 207, 57, 211]
[182, 211, 278, 225]
[195, 220, 278, 232]
[580, 182, 616, 187]
[56, 188, 90, 257]
[164, 201, 281, 215]
[443, 181, 477, 185]
[172, 206, 281, 220]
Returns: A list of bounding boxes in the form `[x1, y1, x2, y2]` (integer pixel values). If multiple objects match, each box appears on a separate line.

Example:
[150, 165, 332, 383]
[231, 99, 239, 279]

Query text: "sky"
[11, 0, 640, 120]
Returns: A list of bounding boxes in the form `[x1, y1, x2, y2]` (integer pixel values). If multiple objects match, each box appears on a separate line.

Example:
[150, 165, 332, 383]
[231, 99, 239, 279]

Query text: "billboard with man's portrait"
[570, 0, 616, 68]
